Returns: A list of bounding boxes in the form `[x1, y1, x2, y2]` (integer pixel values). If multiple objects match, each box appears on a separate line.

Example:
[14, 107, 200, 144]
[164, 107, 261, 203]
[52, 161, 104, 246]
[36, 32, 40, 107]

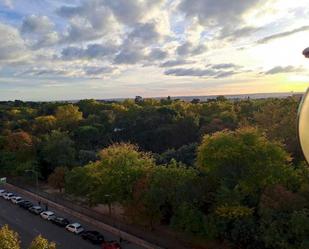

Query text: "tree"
[197, 127, 292, 204]
[253, 97, 301, 162]
[126, 162, 201, 228]
[55, 104, 83, 130]
[74, 126, 99, 150]
[28, 235, 56, 249]
[0, 225, 20, 249]
[40, 131, 75, 175]
[66, 143, 155, 206]
[34, 115, 56, 134]
[5, 131, 34, 161]
[48, 167, 66, 192]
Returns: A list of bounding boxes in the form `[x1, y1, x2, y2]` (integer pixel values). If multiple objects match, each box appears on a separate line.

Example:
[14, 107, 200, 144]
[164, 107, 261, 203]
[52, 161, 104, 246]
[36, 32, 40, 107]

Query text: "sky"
[0, 0, 309, 101]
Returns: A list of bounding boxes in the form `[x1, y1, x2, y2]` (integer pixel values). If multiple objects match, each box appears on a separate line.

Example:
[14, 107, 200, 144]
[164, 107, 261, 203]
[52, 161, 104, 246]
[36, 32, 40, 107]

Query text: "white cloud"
[0, 23, 29, 64]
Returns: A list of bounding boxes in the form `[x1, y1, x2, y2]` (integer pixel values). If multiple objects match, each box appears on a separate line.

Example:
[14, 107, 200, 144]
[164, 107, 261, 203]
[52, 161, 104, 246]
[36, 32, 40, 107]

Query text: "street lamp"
[297, 47, 309, 165]
[24, 168, 38, 193]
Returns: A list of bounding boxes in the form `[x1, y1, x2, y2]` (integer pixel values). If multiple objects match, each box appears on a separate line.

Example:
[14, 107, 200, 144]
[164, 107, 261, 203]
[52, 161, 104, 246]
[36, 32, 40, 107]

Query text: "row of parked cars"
[0, 189, 121, 249]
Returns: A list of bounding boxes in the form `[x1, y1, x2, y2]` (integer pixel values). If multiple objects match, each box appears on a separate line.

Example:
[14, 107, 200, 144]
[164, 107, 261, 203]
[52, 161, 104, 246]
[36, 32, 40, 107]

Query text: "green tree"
[197, 127, 292, 205]
[0, 225, 20, 249]
[66, 143, 155, 206]
[40, 131, 75, 175]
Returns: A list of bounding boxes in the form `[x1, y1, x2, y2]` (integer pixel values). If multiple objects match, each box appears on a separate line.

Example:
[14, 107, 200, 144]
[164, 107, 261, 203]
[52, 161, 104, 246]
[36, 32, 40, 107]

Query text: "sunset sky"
[0, 0, 308, 100]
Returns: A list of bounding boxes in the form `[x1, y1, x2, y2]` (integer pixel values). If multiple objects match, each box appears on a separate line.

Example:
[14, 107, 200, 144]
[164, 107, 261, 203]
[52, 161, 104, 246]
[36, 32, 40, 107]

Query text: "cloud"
[209, 63, 241, 69]
[114, 48, 145, 64]
[21, 15, 54, 34]
[220, 26, 262, 40]
[127, 22, 162, 45]
[257, 25, 309, 44]
[178, 0, 265, 32]
[84, 66, 116, 76]
[20, 15, 59, 49]
[57, 1, 118, 43]
[176, 41, 207, 56]
[0, 23, 28, 63]
[103, 0, 165, 25]
[2, 0, 13, 8]
[56, 0, 165, 44]
[160, 59, 194, 67]
[147, 48, 168, 61]
[61, 43, 118, 60]
[264, 65, 304, 75]
[18, 68, 70, 77]
[165, 63, 242, 78]
[165, 68, 217, 77]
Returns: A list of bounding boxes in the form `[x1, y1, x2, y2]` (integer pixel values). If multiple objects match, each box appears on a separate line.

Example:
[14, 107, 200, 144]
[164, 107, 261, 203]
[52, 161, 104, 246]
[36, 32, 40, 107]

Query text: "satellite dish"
[298, 88, 309, 164]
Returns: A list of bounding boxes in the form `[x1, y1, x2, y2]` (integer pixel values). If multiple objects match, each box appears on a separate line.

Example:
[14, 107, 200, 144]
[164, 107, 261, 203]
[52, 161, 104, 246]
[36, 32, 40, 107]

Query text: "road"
[0, 192, 143, 249]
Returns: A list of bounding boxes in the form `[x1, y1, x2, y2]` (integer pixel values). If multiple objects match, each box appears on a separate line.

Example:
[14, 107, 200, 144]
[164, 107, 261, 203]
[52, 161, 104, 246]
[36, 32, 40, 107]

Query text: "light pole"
[24, 167, 38, 193]
[104, 194, 122, 243]
[297, 47, 309, 165]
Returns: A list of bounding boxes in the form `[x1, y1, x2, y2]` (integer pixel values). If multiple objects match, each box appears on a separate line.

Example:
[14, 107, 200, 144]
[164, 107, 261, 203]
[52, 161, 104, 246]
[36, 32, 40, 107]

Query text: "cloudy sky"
[0, 0, 308, 101]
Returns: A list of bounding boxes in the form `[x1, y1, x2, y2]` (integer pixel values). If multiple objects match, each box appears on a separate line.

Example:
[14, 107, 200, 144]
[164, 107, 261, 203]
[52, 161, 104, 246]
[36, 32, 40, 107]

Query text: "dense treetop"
[1, 96, 308, 249]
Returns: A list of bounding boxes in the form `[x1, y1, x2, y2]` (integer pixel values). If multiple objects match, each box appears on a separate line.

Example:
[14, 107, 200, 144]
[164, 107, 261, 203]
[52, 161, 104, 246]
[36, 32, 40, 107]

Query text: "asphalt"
[0, 191, 143, 249]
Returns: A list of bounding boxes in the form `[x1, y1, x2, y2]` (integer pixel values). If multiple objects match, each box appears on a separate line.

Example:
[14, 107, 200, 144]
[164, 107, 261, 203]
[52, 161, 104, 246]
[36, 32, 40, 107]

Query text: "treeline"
[0, 96, 309, 248]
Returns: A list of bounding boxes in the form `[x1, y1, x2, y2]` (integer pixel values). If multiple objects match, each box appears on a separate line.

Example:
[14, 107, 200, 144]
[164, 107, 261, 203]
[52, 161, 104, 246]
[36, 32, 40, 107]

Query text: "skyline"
[0, 0, 309, 101]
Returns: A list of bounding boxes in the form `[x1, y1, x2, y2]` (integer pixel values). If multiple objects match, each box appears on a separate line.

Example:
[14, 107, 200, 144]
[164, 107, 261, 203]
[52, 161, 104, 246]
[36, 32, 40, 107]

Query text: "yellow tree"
[28, 235, 56, 249]
[0, 225, 20, 249]
[55, 104, 83, 130]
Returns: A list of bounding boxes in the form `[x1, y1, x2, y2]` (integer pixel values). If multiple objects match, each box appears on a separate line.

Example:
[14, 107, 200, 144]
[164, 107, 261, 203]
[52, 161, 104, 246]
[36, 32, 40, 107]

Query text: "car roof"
[43, 211, 54, 215]
[57, 217, 67, 220]
[32, 206, 42, 209]
[70, 223, 81, 227]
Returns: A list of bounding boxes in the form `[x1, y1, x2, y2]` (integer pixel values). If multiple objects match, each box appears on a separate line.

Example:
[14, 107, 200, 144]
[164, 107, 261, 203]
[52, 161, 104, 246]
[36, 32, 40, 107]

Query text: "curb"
[5, 183, 164, 249]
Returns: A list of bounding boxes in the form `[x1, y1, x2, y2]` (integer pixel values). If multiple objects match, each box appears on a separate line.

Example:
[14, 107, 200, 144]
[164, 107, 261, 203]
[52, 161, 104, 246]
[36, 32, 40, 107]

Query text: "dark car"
[81, 231, 105, 244]
[51, 216, 70, 227]
[19, 200, 33, 209]
[28, 206, 43, 214]
[101, 241, 121, 249]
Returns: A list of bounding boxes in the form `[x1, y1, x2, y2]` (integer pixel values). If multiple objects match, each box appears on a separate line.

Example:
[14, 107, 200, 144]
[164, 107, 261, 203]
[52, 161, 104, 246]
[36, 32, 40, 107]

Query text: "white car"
[66, 223, 84, 234]
[3, 193, 15, 200]
[11, 196, 23, 204]
[0, 189, 6, 197]
[40, 211, 55, 220]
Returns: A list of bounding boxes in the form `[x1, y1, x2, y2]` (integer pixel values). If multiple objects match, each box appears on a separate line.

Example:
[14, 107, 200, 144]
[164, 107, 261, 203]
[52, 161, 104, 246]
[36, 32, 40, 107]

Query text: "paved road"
[0, 191, 142, 249]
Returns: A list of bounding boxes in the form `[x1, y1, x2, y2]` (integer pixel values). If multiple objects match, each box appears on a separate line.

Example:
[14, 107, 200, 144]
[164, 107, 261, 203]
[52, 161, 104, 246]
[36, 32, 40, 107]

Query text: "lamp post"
[24, 168, 38, 193]
[104, 194, 122, 243]
[297, 47, 309, 165]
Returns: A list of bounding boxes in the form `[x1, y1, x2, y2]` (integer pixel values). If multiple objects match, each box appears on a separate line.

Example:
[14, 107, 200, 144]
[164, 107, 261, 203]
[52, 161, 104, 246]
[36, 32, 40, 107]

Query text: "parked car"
[51, 216, 70, 227]
[0, 189, 6, 196]
[29, 206, 43, 215]
[19, 200, 33, 209]
[3, 193, 15, 200]
[11, 196, 23, 204]
[81, 231, 105, 244]
[40, 211, 56, 220]
[66, 223, 84, 234]
[101, 241, 121, 249]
